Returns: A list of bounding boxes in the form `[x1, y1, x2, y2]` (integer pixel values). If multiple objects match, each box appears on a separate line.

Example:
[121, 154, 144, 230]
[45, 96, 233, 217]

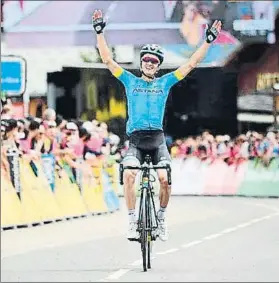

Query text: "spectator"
[167, 131, 279, 167]
[42, 120, 58, 154]
[1, 105, 13, 119]
[55, 114, 67, 144]
[1, 106, 278, 190]
[43, 108, 56, 122]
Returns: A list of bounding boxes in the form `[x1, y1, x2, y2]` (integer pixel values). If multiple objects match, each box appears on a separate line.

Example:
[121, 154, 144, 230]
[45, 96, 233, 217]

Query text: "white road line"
[129, 259, 142, 266]
[243, 201, 279, 213]
[129, 257, 156, 266]
[156, 248, 179, 255]
[99, 212, 279, 281]
[259, 214, 277, 220]
[203, 233, 222, 240]
[181, 240, 203, 248]
[221, 227, 239, 234]
[219, 212, 279, 235]
[236, 223, 251, 229]
[104, 269, 131, 281]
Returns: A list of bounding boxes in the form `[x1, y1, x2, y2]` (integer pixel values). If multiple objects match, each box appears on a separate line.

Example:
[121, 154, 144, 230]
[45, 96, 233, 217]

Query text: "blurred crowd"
[170, 130, 279, 167]
[1, 97, 279, 178]
[1, 102, 123, 180]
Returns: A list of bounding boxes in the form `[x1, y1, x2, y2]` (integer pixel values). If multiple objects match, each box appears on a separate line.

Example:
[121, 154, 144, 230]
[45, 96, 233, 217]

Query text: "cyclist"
[92, 9, 222, 241]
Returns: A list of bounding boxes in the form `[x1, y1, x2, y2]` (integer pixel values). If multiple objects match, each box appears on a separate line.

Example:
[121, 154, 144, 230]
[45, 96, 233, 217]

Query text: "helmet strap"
[141, 70, 155, 80]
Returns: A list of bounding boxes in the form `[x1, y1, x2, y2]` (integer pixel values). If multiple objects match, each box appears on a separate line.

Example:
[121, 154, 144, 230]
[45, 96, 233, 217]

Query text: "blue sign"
[1, 55, 26, 96]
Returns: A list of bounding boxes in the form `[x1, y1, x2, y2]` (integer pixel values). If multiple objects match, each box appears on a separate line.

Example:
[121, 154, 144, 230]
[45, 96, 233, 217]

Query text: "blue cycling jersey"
[113, 68, 183, 135]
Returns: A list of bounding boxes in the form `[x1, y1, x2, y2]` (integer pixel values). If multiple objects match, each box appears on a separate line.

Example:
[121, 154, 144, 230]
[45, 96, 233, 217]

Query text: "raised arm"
[176, 20, 222, 79]
[96, 33, 121, 75]
[92, 10, 121, 75]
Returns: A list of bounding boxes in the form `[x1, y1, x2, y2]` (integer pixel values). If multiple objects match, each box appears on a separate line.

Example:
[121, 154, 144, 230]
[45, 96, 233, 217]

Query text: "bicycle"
[119, 154, 172, 272]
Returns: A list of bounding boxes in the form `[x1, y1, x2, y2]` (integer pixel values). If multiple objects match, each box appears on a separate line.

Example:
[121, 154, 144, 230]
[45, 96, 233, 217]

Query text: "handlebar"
[119, 163, 172, 186]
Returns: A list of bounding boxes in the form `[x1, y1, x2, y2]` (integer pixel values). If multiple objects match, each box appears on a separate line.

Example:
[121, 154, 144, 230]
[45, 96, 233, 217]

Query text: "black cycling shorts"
[123, 130, 171, 165]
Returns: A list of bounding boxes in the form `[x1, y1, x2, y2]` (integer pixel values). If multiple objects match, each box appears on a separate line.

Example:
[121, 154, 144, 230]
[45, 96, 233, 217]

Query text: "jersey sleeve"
[160, 70, 184, 89]
[112, 67, 135, 88]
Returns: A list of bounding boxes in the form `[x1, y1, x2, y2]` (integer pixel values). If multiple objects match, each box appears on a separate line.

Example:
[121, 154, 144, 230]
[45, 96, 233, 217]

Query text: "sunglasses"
[142, 56, 160, 65]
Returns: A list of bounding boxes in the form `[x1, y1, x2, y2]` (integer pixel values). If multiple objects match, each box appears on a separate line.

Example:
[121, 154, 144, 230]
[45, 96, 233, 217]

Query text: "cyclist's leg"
[154, 143, 171, 211]
[122, 144, 143, 239]
[122, 145, 142, 211]
[153, 143, 171, 241]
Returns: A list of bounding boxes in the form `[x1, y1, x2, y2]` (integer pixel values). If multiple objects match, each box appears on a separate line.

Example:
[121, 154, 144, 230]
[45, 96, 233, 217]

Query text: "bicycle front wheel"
[146, 189, 153, 269]
[139, 188, 147, 272]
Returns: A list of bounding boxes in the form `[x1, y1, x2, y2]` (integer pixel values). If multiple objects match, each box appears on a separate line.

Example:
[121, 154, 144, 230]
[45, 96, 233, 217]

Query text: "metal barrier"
[1, 154, 120, 230]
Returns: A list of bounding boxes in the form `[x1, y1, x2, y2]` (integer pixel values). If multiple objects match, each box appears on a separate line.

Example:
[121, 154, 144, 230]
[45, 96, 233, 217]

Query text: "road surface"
[1, 196, 279, 282]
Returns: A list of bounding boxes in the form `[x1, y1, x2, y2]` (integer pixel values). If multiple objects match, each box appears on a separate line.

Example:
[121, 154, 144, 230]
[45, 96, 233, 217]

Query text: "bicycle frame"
[119, 154, 171, 272]
[137, 158, 159, 239]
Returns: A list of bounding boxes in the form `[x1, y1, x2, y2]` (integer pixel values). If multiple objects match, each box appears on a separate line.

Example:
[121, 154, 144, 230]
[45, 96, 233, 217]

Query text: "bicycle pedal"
[128, 238, 140, 242]
[151, 235, 157, 241]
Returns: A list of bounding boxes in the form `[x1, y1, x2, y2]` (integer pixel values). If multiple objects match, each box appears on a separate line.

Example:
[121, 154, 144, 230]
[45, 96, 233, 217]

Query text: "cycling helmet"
[140, 44, 164, 65]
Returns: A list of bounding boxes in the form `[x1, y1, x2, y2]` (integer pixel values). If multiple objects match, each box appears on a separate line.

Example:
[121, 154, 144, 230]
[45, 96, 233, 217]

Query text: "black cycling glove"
[92, 10, 106, 34]
[205, 24, 219, 44]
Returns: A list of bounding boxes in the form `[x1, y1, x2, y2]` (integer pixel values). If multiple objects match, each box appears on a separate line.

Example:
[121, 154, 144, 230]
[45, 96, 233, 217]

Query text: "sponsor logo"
[132, 88, 163, 95]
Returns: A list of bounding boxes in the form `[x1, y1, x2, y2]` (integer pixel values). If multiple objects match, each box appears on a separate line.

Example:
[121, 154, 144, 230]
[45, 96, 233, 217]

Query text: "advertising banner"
[6, 147, 22, 195]
[171, 157, 279, 197]
[41, 153, 56, 192]
[238, 159, 279, 197]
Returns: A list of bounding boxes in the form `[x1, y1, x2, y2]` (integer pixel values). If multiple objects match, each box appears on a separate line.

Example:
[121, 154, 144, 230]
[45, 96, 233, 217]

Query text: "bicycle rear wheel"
[139, 189, 147, 272]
